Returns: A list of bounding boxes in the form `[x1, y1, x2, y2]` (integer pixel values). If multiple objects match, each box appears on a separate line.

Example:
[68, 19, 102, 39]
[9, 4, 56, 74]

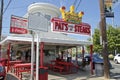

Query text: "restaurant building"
[0, 3, 93, 80]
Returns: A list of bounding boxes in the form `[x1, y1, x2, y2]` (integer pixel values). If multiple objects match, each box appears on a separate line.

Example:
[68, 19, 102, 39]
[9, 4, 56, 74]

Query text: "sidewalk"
[48, 66, 116, 80]
[6, 64, 118, 80]
[48, 72, 115, 80]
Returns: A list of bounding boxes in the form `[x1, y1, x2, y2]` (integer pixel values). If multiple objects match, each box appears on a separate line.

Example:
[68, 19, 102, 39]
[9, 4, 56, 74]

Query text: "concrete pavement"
[48, 65, 117, 80]
[48, 71, 116, 80]
[6, 61, 119, 80]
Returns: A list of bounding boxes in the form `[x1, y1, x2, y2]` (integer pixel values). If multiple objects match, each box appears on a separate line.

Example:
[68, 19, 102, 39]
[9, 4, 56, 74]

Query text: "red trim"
[0, 45, 1, 59]
[82, 46, 85, 62]
[7, 43, 11, 72]
[90, 45, 93, 75]
[10, 27, 28, 34]
[40, 42, 44, 67]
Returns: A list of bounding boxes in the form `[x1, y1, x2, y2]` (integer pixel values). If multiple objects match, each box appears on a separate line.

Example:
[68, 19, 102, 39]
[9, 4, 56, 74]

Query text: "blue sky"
[2, 0, 120, 40]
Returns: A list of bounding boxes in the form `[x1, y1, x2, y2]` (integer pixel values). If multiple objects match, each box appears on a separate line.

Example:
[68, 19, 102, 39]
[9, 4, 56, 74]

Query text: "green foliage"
[92, 28, 102, 53]
[107, 26, 120, 54]
[88, 25, 120, 55]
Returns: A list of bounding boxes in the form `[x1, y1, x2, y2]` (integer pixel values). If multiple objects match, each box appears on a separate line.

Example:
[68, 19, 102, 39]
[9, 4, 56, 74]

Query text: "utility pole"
[0, 0, 3, 41]
[99, 0, 110, 79]
[0, 0, 3, 58]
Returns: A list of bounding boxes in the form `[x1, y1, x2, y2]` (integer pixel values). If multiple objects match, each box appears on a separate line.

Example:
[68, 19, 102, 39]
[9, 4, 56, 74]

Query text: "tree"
[114, 27, 120, 53]
[107, 25, 116, 54]
[88, 25, 120, 55]
[86, 28, 102, 53]
[92, 28, 102, 53]
[107, 25, 120, 54]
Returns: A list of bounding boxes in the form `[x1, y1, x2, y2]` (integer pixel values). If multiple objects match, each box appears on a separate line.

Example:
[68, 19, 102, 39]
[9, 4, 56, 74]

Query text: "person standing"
[67, 51, 71, 62]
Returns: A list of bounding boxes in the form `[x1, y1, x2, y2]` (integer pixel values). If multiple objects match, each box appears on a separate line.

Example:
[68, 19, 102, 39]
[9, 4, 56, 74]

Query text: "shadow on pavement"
[48, 67, 93, 80]
[5, 73, 19, 80]
[110, 72, 120, 80]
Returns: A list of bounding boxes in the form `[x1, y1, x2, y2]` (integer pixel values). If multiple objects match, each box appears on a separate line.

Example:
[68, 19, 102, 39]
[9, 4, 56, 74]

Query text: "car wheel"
[114, 59, 118, 64]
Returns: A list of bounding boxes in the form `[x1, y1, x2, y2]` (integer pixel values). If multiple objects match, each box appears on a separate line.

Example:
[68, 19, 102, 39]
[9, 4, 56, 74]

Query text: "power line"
[4, 5, 29, 10]
[73, 0, 77, 6]
[3, 0, 12, 14]
[59, 0, 66, 7]
[75, 0, 82, 11]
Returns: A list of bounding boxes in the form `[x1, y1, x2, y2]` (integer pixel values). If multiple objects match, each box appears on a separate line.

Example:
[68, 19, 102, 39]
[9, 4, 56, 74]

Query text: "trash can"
[95, 62, 104, 76]
[39, 67, 48, 80]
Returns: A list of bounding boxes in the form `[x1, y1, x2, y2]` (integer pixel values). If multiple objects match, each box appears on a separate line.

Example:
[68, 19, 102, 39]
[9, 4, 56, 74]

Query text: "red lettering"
[62, 22, 68, 31]
[51, 18, 91, 35]
[54, 21, 60, 30]
[53, 21, 68, 32]
[75, 25, 82, 33]
[75, 25, 79, 32]
[86, 27, 90, 34]
[79, 25, 83, 32]
[74, 24, 90, 35]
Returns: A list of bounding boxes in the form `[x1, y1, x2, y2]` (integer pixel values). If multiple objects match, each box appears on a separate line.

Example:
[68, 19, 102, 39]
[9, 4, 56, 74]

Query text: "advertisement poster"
[10, 15, 28, 34]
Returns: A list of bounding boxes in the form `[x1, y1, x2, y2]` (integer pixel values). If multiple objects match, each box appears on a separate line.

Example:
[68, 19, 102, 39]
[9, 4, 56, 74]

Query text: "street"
[110, 61, 120, 80]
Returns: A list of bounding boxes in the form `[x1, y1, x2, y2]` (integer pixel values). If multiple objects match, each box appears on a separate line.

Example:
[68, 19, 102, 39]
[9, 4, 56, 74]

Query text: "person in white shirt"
[67, 51, 72, 62]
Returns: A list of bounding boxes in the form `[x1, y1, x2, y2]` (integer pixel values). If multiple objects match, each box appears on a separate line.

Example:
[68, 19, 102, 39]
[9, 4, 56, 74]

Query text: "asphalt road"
[110, 61, 120, 80]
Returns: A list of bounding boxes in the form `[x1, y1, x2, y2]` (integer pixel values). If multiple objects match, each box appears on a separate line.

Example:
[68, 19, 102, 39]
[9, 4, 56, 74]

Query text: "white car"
[114, 54, 120, 64]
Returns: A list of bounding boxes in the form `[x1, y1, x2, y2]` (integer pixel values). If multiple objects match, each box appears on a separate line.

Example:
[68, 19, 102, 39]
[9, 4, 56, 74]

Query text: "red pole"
[90, 45, 93, 75]
[0, 45, 1, 59]
[7, 43, 11, 72]
[40, 42, 44, 67]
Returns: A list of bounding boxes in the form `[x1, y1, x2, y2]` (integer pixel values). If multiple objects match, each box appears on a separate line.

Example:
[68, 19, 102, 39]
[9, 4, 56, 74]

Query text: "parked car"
[83, 53, 112, 69]
[0, 63, 6, 80]
[114, 54, 120, 64]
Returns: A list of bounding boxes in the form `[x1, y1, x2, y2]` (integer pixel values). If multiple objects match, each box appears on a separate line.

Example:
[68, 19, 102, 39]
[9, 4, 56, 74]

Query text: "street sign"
[28, 12, 48, 32]
[104, 0, 114, 18]
[105, 12, 114, 17]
